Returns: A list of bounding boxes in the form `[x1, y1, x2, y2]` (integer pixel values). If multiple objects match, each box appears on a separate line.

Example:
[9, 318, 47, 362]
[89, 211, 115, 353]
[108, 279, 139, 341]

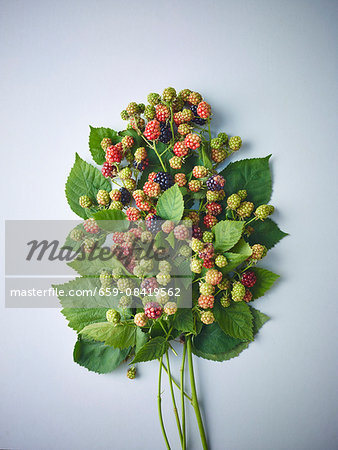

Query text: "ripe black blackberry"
[146, 214, 161, 233]
[190, 104, 206, 125]
[119, 187, 132, 205]
[154, 172, 174, 191]
[133, 158, 149, 171]
[206, 175, 224, 191]
[192, 225, 203, 239]
[159, 123, 172, 143]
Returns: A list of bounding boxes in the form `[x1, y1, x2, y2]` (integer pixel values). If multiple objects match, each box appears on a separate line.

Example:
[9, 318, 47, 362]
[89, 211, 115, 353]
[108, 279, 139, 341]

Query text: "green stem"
[158, 356, 171, 450]
[169, 106, 175, 144]
[245, 216, 257, 226]
[153, 141, 167, 172]
[187, 336, 208, 450]
[161, 362, 192, 401]
[166, 351, 183, 445]
[181, 341, 187, 450]
[207, 119, 212, 141]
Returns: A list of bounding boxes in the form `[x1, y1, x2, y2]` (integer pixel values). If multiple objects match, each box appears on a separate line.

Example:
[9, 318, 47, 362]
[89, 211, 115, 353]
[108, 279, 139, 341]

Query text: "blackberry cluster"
[159, 123, 172, 143]
[119, 187, 132, 205]
[206, 175, 224, 191]
[133, 158, 149, 171]
[190, 104, 206, 125]
[154, 172, 174, 191]
[146, 214, 161, 233]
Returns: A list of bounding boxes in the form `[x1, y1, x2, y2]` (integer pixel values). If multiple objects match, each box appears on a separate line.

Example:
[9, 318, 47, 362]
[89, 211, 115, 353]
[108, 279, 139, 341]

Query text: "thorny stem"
[166, 350, 183, 445]
[187, 336, 208, 450]
[158, 356, 171, 450]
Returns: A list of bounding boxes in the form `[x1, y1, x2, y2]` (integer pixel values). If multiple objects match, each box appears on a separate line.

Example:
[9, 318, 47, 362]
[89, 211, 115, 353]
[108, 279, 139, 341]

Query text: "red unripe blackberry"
[141, 277, 159, 294]
[192, 165, 208, 178]
[83, 218, 99, 234]
[101, 162, 114, 178]
[241, 271, 257, 288]
[156, 104, 170, 122]
[143, 181, 161, 198]
[199, 243, 214, 260]
[203, 259, 215, 269]
[243, 289, 253, 303]
[184, 133, 201, 150]
[205, 269, 223, 286]
[197, 101, 211, 119]
[173, 141, 189, 157]
[173, 225, 190, 241]
[126, 207, 141, 221]
[106, 145, 122, 164]
[174, 173, 187, 187]
[144, 120, 161, 140]
[204, 214, 218, 229]
[206, 202, 222, 216]
[144, 302, 163, 319]
[121, 135, 134, 149]
[192, 225, 202, 239]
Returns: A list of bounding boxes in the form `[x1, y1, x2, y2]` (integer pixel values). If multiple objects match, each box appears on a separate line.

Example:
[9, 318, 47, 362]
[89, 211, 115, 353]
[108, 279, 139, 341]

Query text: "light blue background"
[1, 0, 337, 449]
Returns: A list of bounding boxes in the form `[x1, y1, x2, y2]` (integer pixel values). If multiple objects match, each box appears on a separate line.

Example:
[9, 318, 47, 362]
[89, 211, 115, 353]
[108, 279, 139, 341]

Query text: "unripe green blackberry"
[159, 261, 172, 274]
[119, 295, 132, 309]
[218, 277, 231, 290]
[97, 189, 110, 206]
[169, 156, 182, 169]
[218, 132, 228, 144]
[237, 201, 254, 218]
[177, 123, 193, 136]
[134, 312, 147, 327]
[231, 281, 246, 302]
[141, 231, 153, 243]
[211, 148, 227, 163]
[251, 244, 267, 260]
[79, 195, 92, 208]
[135, 147, 147, 162]
[179, 245, 191, 257]
[220, 294, 231, 308]
[138, 103, 145, 113]
[117, 277, 135, 292]
[119, 167, 132, 180]
[147, 93, 161, 105]
[83, 238, 95, 253]
[126, 102, 139, 116]
[106, 309, 121, 324]
[210, 137, 223, 149]
[206, 190, 220, 202]
[164, 301, 177, 315]
[109, 201, 123, 210]
[178, 89, 192, 101]
[144, 104, 156, 120]
[100, 270, 112, 287]
[191, 238, 204, 253]
[101, 137, 113, 149]
[200, 311, 215, 325]
[120, 110, 129, 120]
[70, 228, 84, 242]
[188, 91, 202, 105]
[236, 189, 247, 200]
[215, 255, 227, 268]
[227, 193, 241, 210]
[156, 290, 169, 305]
[255, 204, 275, 220]
[162, 87, 176, 103]
[229, 136, 242, 151]
[191, 258, 203, 273]
[172, 95, 184, 112]
[140, 258, 154, 271]
[199, 282, 215, 295]
[202, 231, 214, 243]
[127, 366, 136, 379]
[112, 268, 123, 280]
[156, 272, 171, 286]
[133, 265, 146, 278]
[124, 179, 136, 191]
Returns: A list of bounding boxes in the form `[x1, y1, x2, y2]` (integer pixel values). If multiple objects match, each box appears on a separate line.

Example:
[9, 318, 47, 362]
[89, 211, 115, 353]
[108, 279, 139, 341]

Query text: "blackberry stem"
[153, 141, 167, 172]
[180, 340, 187, 450]
[158, 355, 171, 449]
[166, 350, 183, 446]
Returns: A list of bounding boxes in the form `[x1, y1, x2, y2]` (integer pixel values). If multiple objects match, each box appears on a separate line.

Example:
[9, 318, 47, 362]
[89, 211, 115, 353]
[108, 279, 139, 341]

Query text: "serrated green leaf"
[80, 322, 136, 349]
[136, 328, 149, 353]
[212, 220, 244, 252]
[156, 184, 184, 221]
[214, 302, 253, 341]
[73, 339, 128, 373]
[68, 248, 130, 278]
[89, 126, 120, 164]
[250, 267, 280, 299]
[132, 336, 169, 363]
[220, 239, 252, 274]
[65, 153, 111, 219]
[249, 306, 270, 334]
[173, 308, 194, 333]
[200, 145, 213, 169]
[93, 209, 129, 232]
[61, 307, 108, 332]
[247, 218, 288, 249]
[220, 156, 272, 205]
[166, 231, 175, 249]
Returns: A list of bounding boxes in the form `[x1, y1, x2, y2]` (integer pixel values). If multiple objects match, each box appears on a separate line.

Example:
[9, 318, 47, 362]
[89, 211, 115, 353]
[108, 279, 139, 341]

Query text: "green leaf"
[61, 308, 108, 332]
[214, 302, 253, 341]
[93, 209, 129, 232]
[247, 218, 288, 249]
[73, 339, 128, 374]
[132, 336, 169, 363]
[173, 309, 194, 333]
[192, 323, 247, 362]
[80, 322, 136, 349]
[220, 155, 272, 205]
[156, 184, 184, 221]
[200, 145, 213, 169]
[212, 220, 244, 252]
[250, 267, 280, 299]
[68, 248, 130, 278]
[250, 306, 270, 334]
[166, 231, 175, 249]
[136, 328, 149, 353]
[89, 126, 120, 165]
[221, 239, 252, 273]
[65, 153, 111, 219]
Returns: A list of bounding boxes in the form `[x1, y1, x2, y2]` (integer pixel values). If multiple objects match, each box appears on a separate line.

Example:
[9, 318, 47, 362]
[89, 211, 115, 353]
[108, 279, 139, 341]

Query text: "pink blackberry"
[121, 135, 134, 149]
[243, 290, 253, 303]
[184, 133, 201, 150]
[134, 312, 147, 327]
[188, 180, 202, 192]
[106, 145, 123, 164]
[101, 162, 114, 178]
[173, 225, 190, 240]
[83, 218, 99, 234]
[173, 141, 189, 157]
[205, 269, 223, 286]
[156, 104, 170, 122]
[143, 181, 161, 198]
[144, 302, 163, 319]
[188, 92, 202, 105]
[197, 101, 211, 119]
[144, 119, 161, 140]
[174, 173, 187, 186]
[192, 165, 208, 179]
[126, 207, 141, 221]
[198, 243, 214, 260]
[141, 277, 159, 294]
[198, 294, 214, 309]
[169, 156, 182, 169]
